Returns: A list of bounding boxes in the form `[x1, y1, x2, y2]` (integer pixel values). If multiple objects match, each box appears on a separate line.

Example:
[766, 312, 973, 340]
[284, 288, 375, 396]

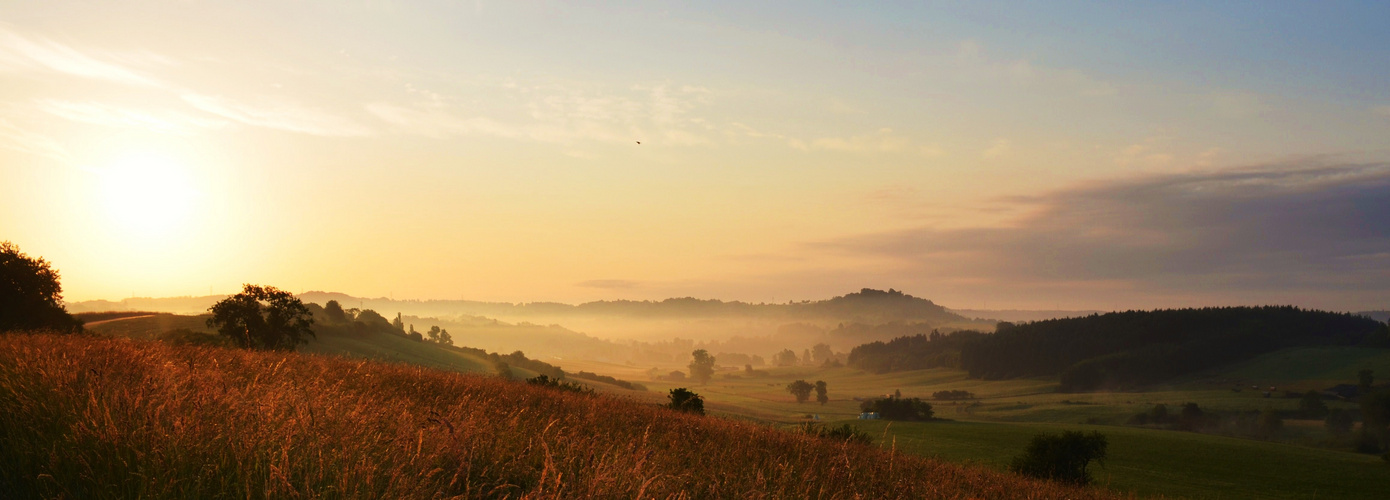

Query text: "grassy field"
[589, 347, 1390, 499]
[0, 333, 1120, 499]
[851, 419, 1388, 500]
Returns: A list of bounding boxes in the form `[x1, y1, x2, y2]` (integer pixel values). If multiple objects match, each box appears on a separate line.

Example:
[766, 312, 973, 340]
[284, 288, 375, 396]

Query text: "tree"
[787, 380, 814, 403]
[802, 349, 812, 366]
[323, 300, 346, 323]
[392, 313, 405, 333]
[774, 349, 798, 367]
[427, 325, 442, 343]
[688, 349, 716, 385]
[860, 396, 933, 421]
[1257, 409, 1284, 438]
[207, 284, 315, 350]
[1299, 391, 1329, 419]
[437, 328, 453, 346]
[814, 380, 828, 405]
[1009, 431, 1108, 486]
[811, 343, 833, 364]
[667, 388, 704, 415]
[0, 241, 82, 332]
[1326, 409, 1355, 435]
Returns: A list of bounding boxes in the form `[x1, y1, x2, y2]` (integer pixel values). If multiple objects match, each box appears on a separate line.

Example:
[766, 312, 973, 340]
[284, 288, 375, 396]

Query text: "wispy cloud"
[0, 28, 164, 87]
[814, 162, 1390, 301]
[0, 118, 68, 162]
[182, 94, 372, 137]
[35, 99, 227, 135]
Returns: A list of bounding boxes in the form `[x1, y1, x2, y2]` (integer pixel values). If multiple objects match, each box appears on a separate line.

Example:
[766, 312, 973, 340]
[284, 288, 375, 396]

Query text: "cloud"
[811, 128, 911, 153]
[0, 118, 68, 161]
[182, 94, 372, 137]
[0, 28, 163, 87]
[981, 138, 1011, 159]
[35, 99, 227, 135]
[815, 162, 1390, 302]
[576, 279, 640, 289]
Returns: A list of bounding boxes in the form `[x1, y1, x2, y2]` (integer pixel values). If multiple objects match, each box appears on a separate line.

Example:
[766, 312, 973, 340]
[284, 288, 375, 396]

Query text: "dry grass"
[0, 333, 1123, 499]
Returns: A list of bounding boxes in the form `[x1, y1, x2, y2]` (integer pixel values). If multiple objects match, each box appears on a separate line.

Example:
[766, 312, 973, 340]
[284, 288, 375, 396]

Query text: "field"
[608, 347, 1390, 499]
[0, 333, 1118, 499]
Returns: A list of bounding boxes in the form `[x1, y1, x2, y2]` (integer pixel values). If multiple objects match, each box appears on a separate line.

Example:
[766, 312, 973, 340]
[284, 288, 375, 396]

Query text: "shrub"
[860, 396, 934, 421]
[526, 375, 593, 395]
[798, 423, 872, 445]
[1009, 431, 1108, 486]
[667, 388, 705, 415]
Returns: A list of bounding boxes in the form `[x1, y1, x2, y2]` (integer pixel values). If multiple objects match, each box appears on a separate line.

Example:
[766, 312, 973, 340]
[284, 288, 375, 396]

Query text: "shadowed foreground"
[0, 333, 1121, 499]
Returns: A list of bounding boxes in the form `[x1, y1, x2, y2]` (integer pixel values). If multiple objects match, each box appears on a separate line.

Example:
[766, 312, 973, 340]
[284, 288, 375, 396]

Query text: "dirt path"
[84, 315, 157, 328]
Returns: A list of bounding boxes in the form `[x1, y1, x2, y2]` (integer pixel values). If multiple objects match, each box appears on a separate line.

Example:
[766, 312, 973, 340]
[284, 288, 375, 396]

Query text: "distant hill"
[962, 307, 1389, 391]
[847, 306, 1390, 391]
[1358, 310, 1390, 323]
[949, 309, 1105, 323]
[75, 288, 969, 325]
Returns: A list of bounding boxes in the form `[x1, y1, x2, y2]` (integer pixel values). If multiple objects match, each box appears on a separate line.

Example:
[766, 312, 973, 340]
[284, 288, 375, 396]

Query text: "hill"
[963, 307, 1388, 391]
[0, 333, 1117, 499]
[845, 307, 1389, 390]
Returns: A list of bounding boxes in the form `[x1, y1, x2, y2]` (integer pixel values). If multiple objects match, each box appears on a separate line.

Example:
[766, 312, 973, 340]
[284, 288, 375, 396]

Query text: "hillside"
[0, 333, 1117, 499]
[963, 307, 1388, 391]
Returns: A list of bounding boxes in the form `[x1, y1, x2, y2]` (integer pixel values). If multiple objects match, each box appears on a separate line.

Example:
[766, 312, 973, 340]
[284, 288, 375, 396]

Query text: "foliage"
[860, 396, 934, 421]
[1256, 409, 1284, 438]
[773, 349, 798, 367]
[0, 241, 82, 333]
[1299, 390, 1330, 419]
[666, 387, 705, 415]
[688, 349, 715, 385]
[1009, 431, 1108, 486]
[932, 390, 975, 401]
[526, 375, 593, 395]
[1326, 409, 1356, 435]
[814, 380, 828, 405]
[798, 422, 872, 445]
[0, 334, 1114, 499]
[1361, 388, 1390, 452]
[954, 306, 1384, 389]
[157, 328, 232, 347]
[566, 371, 647, 391]
[847, 329, 987, 373]
[786, 379, 814, 403]
[207, 284, 314, 350]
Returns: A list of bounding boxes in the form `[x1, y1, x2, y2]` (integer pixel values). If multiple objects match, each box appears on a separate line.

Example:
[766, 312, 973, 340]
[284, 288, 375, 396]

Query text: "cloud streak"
[183, 94, 373, 137]
[0, 28, 164, 87]
[815, 162, 1390, 304]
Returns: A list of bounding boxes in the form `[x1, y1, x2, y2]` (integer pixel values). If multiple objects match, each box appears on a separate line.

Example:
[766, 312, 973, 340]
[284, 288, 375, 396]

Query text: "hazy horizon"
[4, 2, 1388, 311]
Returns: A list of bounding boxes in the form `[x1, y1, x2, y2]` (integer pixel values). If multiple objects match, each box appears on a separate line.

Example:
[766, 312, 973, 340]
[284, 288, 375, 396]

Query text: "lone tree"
[815, 380, 829, 405]
[689, 349, 716, 385]
[787, 379, 814, 403]
[207, 284, 315, 350]
[0, 241, 82, 332]
[667, 388, 705, 415]
[1010, 431, 1108, 486]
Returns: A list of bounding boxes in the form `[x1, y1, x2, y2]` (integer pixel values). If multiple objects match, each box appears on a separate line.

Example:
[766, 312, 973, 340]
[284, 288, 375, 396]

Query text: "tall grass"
[0, 333, 1120, 499]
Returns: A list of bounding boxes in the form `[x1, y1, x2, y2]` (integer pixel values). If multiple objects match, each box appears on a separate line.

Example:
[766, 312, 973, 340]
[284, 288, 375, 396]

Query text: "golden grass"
[0, 333, 1123, 499]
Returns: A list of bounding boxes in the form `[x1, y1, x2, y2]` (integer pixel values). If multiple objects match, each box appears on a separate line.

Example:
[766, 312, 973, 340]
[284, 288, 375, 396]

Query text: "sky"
[2, 1, 1388, 310]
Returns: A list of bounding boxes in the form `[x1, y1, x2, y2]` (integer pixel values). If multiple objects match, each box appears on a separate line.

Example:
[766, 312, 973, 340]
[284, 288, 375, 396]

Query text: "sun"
[96, 152, 202, 239]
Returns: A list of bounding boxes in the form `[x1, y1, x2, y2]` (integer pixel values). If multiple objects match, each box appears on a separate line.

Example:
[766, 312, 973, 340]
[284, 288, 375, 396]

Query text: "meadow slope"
[0, 333, 1122, 499]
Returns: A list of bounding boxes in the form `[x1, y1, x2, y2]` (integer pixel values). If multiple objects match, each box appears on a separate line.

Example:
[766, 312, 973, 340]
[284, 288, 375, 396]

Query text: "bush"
[1009, 431, 1108, 486]
[860, 396, 934, 421]
[666, 388, 704, 415]
[526, 375, 593, 395]
[798, 423, 872, 445]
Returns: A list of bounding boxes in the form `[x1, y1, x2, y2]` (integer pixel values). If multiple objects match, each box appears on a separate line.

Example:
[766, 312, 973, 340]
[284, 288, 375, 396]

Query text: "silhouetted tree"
[860, 396, 933, 421]
[811, 343, 833, 364]
[1299, 391, 1329, 419]
[1326, 409, 1355, 435]
[207, 284, 314, 350]
[1361, 389, 1390, 451]
[392, 313, 405, 333]
[689, 349, 716, 385]
[787, 380, 814, 403]
[774, 349, 798, 367]
[667, 388, 704, 415]
[437, 328, 453, 346]
[0, 241, 82, 332]
[814, 380, 828, 405]
[1010, 431, 1108, 486]
[323, 300, 346, 323]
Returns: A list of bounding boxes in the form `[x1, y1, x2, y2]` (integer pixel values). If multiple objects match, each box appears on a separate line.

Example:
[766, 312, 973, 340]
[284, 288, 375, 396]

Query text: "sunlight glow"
[95, 153, 201, 239]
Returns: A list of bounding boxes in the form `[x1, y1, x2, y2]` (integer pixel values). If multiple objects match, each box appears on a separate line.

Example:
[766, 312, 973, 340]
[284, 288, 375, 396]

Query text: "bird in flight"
[636, 141, 641, 145]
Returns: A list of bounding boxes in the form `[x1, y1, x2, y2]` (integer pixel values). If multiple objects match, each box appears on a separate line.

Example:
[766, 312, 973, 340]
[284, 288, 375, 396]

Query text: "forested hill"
[962, 307, 1388, 391]
[847, 307, 1389, 391]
